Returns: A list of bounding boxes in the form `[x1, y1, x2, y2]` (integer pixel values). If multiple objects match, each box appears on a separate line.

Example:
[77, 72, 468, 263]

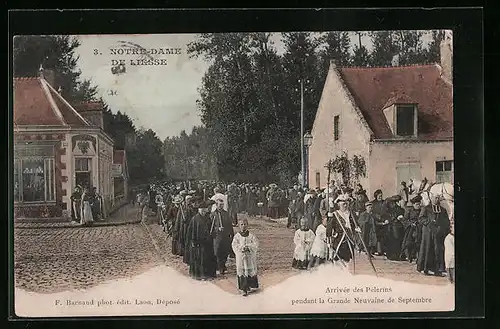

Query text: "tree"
[369, 31, 399, 67]
[392, 30, 427, 65]
[351, 32, 370, 67]
[188, 33, 254, 180]
[13, 35, 97, 103]
[128, 129, 165, 183]
[425, 30, 446, 64]
[327, 151, 366, 187]
[318, 31, 352, 70]
[163, 126, 218, 181]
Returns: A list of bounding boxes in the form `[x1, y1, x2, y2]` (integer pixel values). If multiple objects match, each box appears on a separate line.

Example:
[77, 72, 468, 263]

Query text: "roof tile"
[338, 65, 453, 140]
[14, 77, 90, 128]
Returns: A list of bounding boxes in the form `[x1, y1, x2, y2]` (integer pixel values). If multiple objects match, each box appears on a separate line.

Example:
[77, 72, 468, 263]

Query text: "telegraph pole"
[300, 79, 305, 188]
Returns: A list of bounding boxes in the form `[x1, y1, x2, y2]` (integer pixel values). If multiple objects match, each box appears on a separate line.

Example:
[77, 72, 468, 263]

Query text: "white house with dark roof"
[13, 69, 115, 220]
[308, 36, 453, 197]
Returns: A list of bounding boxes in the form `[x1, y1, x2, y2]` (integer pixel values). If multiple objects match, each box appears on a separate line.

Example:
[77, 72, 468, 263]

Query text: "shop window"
[14, 144, 55, 203]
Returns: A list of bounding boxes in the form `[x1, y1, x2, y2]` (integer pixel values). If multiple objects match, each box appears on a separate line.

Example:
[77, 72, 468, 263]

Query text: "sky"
[75, 31, 435, 141]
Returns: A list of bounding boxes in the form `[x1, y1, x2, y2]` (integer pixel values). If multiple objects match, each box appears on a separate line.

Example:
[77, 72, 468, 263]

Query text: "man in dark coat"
[400, 195, 423, 263]
[357, 201, 378, 256]
[383, 195, 406, 260]
[417, 195, 450, 276]
[352, 191, 367, 218]
[70, 186, 82, 222]
[210, 197, 235, 274]
[227, 184, 239, 226]
[239, 185, 247, 213]
[148, 185, 158, 215]
[186, 200, 217, 280]
[247, 187, 258, 216]
[182, 196, 197, 264]
[371, 189, 386, 256]
[304, 190, 317, 230]
[266, 185, 280, 219]
[288, 191, 304, 228]
[172, 196, 187, 256]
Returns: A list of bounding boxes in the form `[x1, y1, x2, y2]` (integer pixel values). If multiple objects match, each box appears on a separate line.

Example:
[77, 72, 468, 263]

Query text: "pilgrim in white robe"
[444, 232, 455, 283]
[292, 228, 315, 269]
[232, 230, 259, 293]
[308, 223, 328, 268]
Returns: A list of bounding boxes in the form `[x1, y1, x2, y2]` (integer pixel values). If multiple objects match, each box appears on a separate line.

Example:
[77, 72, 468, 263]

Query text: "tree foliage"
[187, 30, 447, 184]
[13, 35, 97, 103]
[163, 126, 218, 181]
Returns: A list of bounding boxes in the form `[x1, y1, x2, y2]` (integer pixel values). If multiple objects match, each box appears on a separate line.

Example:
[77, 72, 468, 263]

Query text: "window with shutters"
[436, 160, 453, 184]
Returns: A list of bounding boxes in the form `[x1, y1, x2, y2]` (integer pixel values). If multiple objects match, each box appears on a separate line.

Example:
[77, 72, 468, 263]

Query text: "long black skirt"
[292, 258, 309, 269]
[237, 275, 259, 292]
[308, 256, 326, 268]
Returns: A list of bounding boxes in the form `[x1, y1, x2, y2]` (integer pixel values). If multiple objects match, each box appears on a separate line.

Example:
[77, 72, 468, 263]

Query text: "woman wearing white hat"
[326, 194, 362, 263]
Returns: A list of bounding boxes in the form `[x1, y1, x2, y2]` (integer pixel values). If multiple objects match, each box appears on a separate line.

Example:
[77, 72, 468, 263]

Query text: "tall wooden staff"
[325, 159, 378, 276]
[325, 160, 333, 258]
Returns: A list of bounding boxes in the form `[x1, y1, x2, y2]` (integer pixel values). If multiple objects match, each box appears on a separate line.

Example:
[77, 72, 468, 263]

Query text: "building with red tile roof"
[13, 69, 115, 220]
[308, 36, 453, 196]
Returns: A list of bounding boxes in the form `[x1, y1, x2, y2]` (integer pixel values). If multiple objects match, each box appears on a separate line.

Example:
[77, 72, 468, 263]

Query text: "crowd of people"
[137, 178, 454, 296]
[70, 186, 103, 226]
[288, 182, 454, 283]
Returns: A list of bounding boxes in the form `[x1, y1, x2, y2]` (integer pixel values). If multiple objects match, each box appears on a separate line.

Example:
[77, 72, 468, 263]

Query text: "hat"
[365, 201, 373, 207]
[196, 200, 214, 209]
[172, 195, 184, 204]
[387, 195, 402, 202]
[355, 189, 366, 195]
[410, 195, 422, 203]
[307, 189, 317, 194]
[343, 187, 354, 193]
[211, 193, 226, 202]
[335, 194, 351, 203]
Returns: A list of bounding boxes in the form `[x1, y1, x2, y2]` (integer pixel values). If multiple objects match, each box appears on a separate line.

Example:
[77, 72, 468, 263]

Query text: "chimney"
[440, 31, 453, 83]
[39, 65, 57, 88]
[77, 102, 104, 130]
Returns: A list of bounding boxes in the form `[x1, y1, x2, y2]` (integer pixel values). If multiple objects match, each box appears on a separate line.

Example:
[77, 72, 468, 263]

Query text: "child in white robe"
[308, 216, 329, 269]
[292, 217, 315, 269]
[232, 218, 259, 296]
[444, 222, 455, 283]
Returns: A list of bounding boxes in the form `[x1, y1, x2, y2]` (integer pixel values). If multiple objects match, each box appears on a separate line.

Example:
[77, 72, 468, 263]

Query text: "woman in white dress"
[292, 217, 315, 269]
[308, 216, 329, 269]
[80, 187, 94, 226]
[444, 222, 455, 283]
[232, 218, 259, 296]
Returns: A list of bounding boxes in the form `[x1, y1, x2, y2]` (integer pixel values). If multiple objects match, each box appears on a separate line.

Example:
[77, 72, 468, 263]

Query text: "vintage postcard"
[12, 30, 455, 317]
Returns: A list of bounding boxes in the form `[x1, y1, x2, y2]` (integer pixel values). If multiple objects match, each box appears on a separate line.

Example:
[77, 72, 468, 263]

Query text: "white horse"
[408, 178, 454, 222]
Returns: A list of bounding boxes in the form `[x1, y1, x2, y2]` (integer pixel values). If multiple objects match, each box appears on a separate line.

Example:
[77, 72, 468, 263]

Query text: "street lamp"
[298, 78, 311, 188]
[303, 132, 313, 187]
